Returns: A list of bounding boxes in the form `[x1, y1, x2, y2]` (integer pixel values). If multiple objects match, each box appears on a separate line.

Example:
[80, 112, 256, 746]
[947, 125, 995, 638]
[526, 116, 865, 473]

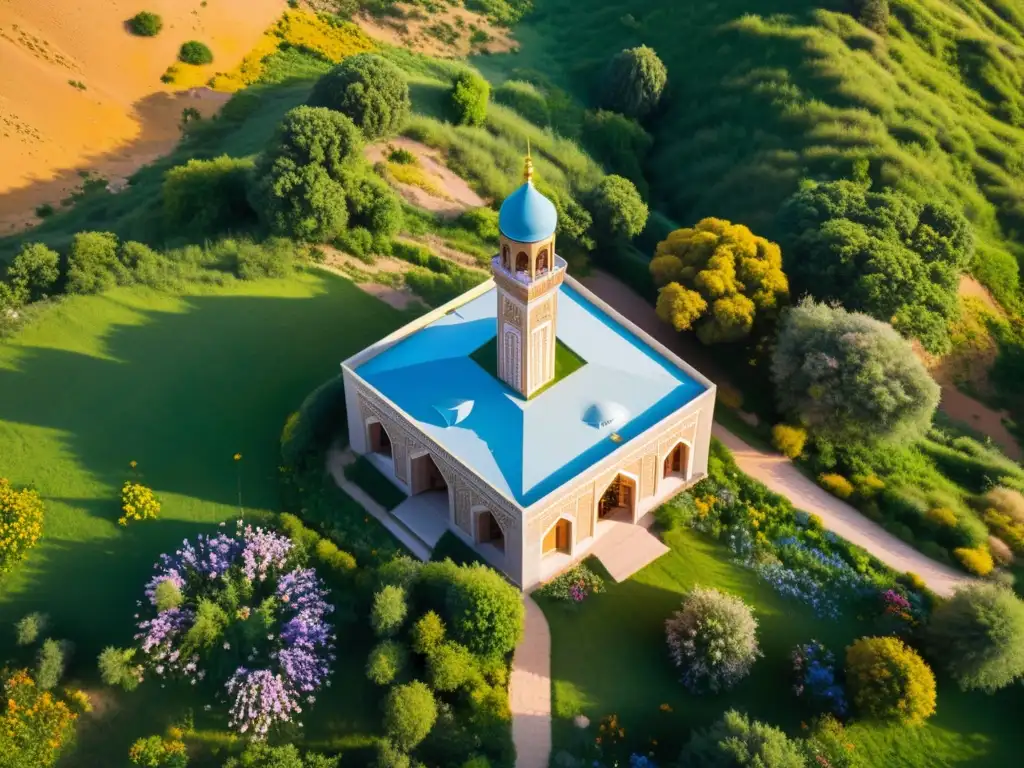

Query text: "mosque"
[342, 156, 716, 588]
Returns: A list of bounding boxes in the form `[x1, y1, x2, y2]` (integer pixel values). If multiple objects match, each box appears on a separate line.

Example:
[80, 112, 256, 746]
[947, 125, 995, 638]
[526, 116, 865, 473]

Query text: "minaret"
[491, 152, 565, 398]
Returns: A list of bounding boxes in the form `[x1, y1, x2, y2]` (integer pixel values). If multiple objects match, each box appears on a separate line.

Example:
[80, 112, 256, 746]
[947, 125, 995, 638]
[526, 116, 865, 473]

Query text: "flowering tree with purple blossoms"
[131, 523, 336, 739]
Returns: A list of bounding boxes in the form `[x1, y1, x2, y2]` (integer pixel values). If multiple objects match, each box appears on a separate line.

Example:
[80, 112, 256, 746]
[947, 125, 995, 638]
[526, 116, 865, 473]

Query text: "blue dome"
[499, 181, 558, 243]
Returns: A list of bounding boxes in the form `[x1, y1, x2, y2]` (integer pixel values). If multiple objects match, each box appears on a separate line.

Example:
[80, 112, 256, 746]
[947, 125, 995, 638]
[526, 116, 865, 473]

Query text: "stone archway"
[663, 440, 691, 481]
[597, 474, 637, 522]
[475, 509, 506, 554]
[368, 420, 393, 458]
[410, 452, 448, 495]
[542, 517, 572, 556]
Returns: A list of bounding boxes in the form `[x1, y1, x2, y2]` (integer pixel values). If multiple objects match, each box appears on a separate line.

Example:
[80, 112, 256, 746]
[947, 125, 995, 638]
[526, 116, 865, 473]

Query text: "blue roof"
[356, 284, 706, 507]
[498, 181, 558, 243]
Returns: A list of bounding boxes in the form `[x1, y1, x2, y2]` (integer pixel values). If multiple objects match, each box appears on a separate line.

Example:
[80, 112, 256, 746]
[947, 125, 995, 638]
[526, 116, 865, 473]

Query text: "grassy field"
[0, 269, 407, 764]
[541, 527, 1020, 767]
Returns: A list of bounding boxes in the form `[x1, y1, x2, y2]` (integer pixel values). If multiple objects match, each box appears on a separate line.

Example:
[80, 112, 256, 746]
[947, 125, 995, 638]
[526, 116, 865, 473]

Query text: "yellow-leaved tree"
[651, 218, 789, 343]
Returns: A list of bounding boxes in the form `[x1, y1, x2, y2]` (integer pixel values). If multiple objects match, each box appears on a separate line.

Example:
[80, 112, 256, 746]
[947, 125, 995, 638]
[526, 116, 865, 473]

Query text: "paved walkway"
[589, 514, 670, 582]
[509, 595, 552, 768]
[582, 270, 972, 598]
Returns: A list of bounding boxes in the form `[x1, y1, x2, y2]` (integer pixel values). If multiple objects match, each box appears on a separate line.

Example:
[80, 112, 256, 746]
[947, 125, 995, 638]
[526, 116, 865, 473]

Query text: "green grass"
[344, 455, 407, 510]
[541, 526, 1021, 766]
[0, 269, 407, 765]
[469, 335, 585, 397]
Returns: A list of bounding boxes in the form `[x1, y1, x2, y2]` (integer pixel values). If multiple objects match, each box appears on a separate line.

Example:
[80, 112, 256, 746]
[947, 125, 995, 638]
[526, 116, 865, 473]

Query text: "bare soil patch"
[396, 234, 487, 271]
[317, 246, 425, 311]
[352, 4, 514, 58]
[0, 0, 285, 232]
[367, 137, 487, 217]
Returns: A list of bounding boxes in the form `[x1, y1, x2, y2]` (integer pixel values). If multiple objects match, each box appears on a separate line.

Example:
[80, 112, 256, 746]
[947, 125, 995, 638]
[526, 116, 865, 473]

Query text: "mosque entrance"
[598, 474, 636, 521]
[410, 453, 447, 495]
[368, 421, 392, 458]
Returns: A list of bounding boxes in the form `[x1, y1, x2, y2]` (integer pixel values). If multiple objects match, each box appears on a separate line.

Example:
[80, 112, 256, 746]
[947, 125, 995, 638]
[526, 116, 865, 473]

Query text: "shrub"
[6, 243, 60, 302]
[35, 639, 68, 691]
[854, 0, 889, 35]
[845, 636, 936, 725]
[153, 579, 183, 612]
[411, 611, 446, 655]
[307, 53, 410, 139]
[680, 709, 805, 767]
[384, 681, 437, 751]
[450, 71, 489, 127]
[535, 563, 605, 603]
[314, 538, 357, 575]
[162, 156, 256, 233]
[772, 424, 807, 459]
[818, 473, 854, 500]
[372, 585, 409, 637]
[120, 482, 161, 526]
[0, 669, 78, 767]
[587, 175, 648, 243]
[777, 181, 972, 354]
[66, 231, 129, 294]
[988, 535, 1014, 566]
[128, 11, 163, 37]
[925, 507, 958, 529]
[791, 640, 847, 717]
[0, 478, 45, 573]
[97, 646, 143, 691]
[600, 45, 668, 119]
[367, 639, 409, 686]
[445, 563, 525, 658]
[178, 41, 213, 65]
[772, 299, 940, 444]
[14, 612, 49, 646]
[426, 641, 477, 692]
[251, 157, 348, 242]
[804, 716, 861, 768]
[232, 239, 295, 280]
[652, 218, 789, 344]
[493, 80, 549, 125]
[655, 492, 698, 531]
[954, 546, 994, 576]
[665, 586, 762, 692]
[581, 109, 652, 193]
[223, 743, 339, 768]
[985, 486, 1024, 522]
[375, 740, 411, 768]
[927, 583, 1024, 692]
[128, 734, 188, 768]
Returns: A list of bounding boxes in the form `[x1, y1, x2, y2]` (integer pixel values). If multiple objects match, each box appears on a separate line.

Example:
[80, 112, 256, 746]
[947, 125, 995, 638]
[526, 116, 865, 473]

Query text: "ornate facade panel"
[504, 296, 522, 326]
[393, 438, 408, 482]
[455, 483, 472, 534]
[576, 489, 594, 539]
[641, 453, 657, 497]
[622, 458, 642, 479]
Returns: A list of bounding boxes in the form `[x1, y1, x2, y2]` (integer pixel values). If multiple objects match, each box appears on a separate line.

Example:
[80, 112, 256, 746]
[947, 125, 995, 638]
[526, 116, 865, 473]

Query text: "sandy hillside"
[0, 0, 285, 232]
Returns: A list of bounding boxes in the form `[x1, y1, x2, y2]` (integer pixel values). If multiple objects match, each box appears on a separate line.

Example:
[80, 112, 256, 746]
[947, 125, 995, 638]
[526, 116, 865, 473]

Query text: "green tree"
[66, 231, 128, 294]
[372, 585, 409, 638]
[927, 583, 1024, 692]
[445, 563, 524, 658]
[128, 734, 188, 768]
[450, 71, 489, 126]
[680, 709, 805, 767]
[6, 243, 60, 302]
[581, 110, 652, 195]
[651, 218, 789, 343]
[384, 681, 438, 751]
[600, 45, 668, 119]
[35, 639, 68, 691]
[14, 612, 49, 646]
[426, 641, 477, 692]
[854, 0, 889, 35]
[587, 175, 648, 243]
[771, 299, 940, 444]
[845, 636, 936, 725]
[777, 180, 973, 354]
[162, 155, 256, 233]
[367, 639, 409, 686]
[251, 157, 349, 242]
[97, 646, 142, 691]
[307, 53, 411, 139]
[411, 610, 446, 655]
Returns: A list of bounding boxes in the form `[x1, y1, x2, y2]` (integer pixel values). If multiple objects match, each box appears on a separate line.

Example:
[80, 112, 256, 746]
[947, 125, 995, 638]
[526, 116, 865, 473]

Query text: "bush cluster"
[0, 669, 79, 767]
[128, 733, 187, 768]
[0, 478, 45, 574]
[307, 53, 410, 139]
[450, 71, 490, 127]
[162, 156, 256, 234]
[845, 636, 936, 725]
[178, 41, 213, 65]
[600, 45, 668, 119]
[680, 709, 805, 767]
[127, 11, 163, 37]
[771, 424, 807, 459]
[119, 482, 161, 526]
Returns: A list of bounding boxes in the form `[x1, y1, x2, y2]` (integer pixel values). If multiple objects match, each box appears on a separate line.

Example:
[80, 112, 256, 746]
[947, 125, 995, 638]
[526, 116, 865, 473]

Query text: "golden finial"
[523, 139, 534, 183]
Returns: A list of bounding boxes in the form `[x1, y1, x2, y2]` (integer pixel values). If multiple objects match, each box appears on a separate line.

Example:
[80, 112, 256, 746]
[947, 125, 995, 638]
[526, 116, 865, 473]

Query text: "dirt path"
[581, 269, 972, 597]
[352, 3, 514, 57]
[367, 137, 487, 217]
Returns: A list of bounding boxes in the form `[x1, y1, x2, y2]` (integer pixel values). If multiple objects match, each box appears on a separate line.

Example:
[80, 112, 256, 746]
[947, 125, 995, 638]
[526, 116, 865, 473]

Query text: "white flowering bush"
[665, 586, 762, 692]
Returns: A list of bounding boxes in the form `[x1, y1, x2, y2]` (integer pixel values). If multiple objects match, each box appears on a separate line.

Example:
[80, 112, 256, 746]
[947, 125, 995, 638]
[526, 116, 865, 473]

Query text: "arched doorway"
[476, 509, 505, 553]
[515, 251, 528, 272]
[598, 474, 636, 521]
[410, 453, 447, 495]
[542, 518, 572, 556]
[663, 441, 689, 479]
[368, 421, 392, 458]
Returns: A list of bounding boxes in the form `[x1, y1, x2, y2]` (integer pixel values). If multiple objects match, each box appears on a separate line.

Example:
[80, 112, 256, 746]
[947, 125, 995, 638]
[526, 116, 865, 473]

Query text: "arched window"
[536, 248, 549, 274]
[502, 245, 510, 270]
[515, 251, 528, 273]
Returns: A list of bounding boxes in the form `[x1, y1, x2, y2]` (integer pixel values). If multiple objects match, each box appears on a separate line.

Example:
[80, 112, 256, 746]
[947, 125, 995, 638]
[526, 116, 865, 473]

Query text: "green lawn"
[0, 269, 407, 765]
[540, 528, 1020, 766]
[470, 336, 586, 397]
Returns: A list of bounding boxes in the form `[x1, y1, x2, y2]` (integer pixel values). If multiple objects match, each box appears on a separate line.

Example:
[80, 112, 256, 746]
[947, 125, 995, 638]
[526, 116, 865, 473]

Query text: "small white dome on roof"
[582, 401, 627, 429]
[433, 399, 474, 427]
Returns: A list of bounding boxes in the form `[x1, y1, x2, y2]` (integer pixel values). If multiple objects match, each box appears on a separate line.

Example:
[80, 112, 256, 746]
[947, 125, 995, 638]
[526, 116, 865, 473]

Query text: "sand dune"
[0, 0, 285, 232]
